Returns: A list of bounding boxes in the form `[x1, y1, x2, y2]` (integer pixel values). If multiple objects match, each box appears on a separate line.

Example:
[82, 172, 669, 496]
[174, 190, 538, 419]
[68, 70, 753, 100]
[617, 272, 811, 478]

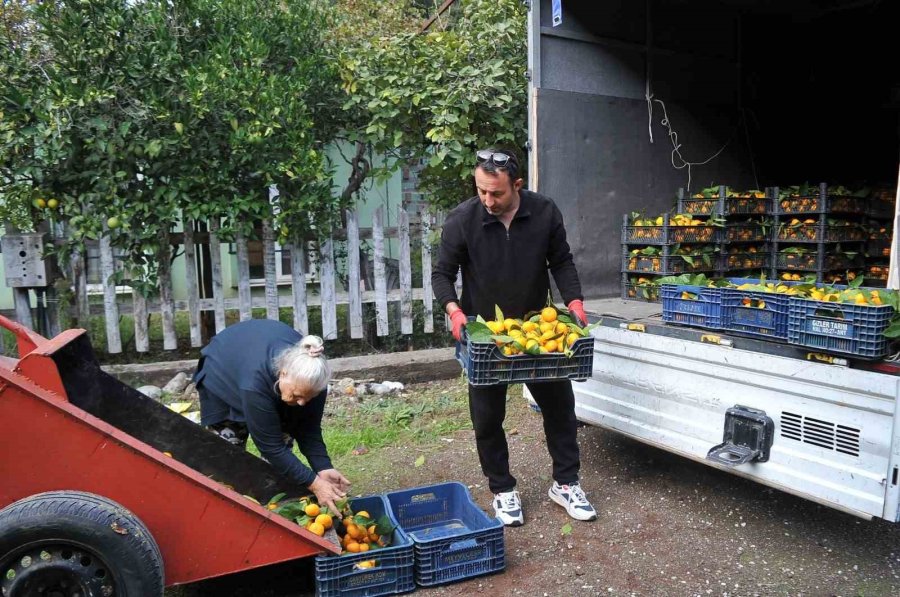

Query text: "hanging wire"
[644, 10, 752, 194]
[646, 94, 740, 194]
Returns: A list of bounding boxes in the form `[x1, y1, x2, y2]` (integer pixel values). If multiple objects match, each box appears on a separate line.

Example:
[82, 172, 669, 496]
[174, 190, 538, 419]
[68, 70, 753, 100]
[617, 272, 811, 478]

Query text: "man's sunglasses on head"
[476, 150, 516, 168]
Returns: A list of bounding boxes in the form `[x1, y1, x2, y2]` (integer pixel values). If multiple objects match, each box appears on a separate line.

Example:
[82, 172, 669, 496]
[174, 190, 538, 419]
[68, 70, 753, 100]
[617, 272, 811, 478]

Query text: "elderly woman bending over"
[193, 319, 349, 513]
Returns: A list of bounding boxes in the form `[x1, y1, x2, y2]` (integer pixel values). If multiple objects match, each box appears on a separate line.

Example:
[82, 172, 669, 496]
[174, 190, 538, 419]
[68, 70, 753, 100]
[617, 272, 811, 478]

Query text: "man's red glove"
[449, 310, 468, 342]
[567, 300, 588, 327]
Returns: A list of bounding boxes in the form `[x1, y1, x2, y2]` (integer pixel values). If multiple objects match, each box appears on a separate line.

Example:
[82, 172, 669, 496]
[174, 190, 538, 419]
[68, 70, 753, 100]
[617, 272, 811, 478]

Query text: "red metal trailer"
[0, 316, 339, 596]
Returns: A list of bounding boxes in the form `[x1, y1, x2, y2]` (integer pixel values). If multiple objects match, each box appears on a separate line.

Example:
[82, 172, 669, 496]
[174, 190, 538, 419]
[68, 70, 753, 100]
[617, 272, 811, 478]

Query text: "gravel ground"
[174, 378, 900, 597]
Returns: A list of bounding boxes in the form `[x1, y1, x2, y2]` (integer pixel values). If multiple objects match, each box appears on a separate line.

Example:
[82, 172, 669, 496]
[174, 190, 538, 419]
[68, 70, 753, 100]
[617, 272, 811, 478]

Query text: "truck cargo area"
[527, 0, 899, 296]
[553, 298, 900, 522]
[528, 0, 899, 522]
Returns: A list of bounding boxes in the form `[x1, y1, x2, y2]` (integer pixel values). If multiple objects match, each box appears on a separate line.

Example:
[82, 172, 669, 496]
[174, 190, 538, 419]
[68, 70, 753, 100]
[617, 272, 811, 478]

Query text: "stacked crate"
[863, 186, 895, 288]
[677, 186, 772, 279]
[621, 209, 722, 303]
[770, 183, 868, 284]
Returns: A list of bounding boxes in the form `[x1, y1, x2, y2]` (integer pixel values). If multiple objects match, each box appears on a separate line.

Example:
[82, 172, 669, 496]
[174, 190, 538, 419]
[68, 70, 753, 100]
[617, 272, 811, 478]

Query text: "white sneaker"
[492, 490, 524, 526]
[211, 426, 246, 448]
[548, 482, 597, 521]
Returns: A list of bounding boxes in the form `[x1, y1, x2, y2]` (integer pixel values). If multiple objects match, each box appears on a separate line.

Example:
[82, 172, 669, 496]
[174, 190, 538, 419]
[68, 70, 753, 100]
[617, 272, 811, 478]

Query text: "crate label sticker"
[410, 493, 437, 503]
[441, 546, 486, 565]
[552, 0, 562, 26]
[678, 300, 708, 315]
[344, 569, 391, 588]
[734, 308, 773, 327]
[806, 318, 853, 338]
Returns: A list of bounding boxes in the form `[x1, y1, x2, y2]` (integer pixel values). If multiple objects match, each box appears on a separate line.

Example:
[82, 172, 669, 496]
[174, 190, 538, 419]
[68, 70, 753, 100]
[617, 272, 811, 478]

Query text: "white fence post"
[398, 208, 413, 334]
[319, 226, 338, 341]
[183, 217, 202, 347]
[347, 210, 363, 339]
[99, 228, 121, 354]
[235, 229, 252, 321]
[372, 207, 389, 336]
[208, 218, 227, 333]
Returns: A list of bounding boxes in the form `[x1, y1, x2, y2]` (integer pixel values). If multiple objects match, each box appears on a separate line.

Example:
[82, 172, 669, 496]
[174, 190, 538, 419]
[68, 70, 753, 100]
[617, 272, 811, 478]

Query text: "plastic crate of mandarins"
[456, 308, 595, 387]
[721, 278, 796, 340]
[660, 284, 725, 329]
[314, 494, 415, 597]
[787, 292, 894, 359]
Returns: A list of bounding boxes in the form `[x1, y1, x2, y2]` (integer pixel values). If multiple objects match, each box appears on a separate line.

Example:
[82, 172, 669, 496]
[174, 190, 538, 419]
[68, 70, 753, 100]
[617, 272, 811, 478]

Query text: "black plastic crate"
[774, 195, 866, 215]
[661, 284, 725, 329]
[622, 273, 663, 302]
[775, 251, 817, 270]
[314, 495, 415, 597]
[776, 224, 867, 243]
[867, 239, 891, 259]
[623, 224, 720, 245]
[677, 187, 770, 216]
[456, 331, 594, 386]
[726, 195, 771, 215]
[622, 250, 718, 274]
[868, 223, 893, 240]
[787, 298, 894, 359]
[725, 223, 768, 243]
[774, 251, 862, 271]
[385, 482, 505, 587]
[868, 199, 896, 220]
[623, 282, 661, 302]
[722, 278, 791, 340]
[679, 197, 721, 216]
[721, 251, 769, 270]
[867, 264, 889, 281]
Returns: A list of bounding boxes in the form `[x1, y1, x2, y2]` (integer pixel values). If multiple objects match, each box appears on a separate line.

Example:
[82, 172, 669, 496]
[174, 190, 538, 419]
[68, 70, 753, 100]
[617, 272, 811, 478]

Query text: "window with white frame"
[245, 227, 318, 285]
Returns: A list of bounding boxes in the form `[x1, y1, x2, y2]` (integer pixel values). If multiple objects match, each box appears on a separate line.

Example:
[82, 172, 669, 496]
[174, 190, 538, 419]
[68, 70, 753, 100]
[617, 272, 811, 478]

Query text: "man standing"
[432, 148, 597, 526]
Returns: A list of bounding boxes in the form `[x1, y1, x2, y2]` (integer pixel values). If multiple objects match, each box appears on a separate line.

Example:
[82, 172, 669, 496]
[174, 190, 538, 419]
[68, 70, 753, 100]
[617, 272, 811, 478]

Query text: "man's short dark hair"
[475, 147, 520, 181]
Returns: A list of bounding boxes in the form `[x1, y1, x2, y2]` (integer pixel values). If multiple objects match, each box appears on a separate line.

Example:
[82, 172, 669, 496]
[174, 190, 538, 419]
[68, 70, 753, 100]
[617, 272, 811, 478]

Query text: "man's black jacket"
[432, 189, 583, 320]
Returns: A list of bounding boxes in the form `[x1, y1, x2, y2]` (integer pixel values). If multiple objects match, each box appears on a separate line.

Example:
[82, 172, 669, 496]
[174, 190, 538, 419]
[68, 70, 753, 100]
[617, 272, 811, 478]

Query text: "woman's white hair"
[273, 335, 330, 393]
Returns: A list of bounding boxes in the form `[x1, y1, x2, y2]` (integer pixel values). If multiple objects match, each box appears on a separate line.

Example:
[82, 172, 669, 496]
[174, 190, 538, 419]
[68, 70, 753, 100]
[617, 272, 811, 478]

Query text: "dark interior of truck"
[556, 0, 898, 187]
[537, 0, 898, 296]
[740, 2, 898, 186]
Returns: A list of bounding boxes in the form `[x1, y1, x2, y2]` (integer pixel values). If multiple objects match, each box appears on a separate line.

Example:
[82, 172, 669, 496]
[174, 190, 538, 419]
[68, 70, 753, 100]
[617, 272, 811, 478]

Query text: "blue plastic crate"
[787, 297, 894, 359]
[661, 284, 724, 329]
[315, 495, 415, 597]
[456, 331, 594, 387]
[722, 278, 792, 340]
[385, 482, 505, 587]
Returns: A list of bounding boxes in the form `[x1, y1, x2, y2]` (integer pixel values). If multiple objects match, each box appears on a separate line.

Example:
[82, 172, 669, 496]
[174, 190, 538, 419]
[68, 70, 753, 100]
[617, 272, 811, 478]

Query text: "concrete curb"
[102, 347, 461, 388]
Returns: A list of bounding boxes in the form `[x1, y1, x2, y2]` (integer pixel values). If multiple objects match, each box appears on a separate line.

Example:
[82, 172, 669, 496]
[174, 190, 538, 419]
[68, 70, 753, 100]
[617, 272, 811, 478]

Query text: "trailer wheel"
[0, 491, 164, 597]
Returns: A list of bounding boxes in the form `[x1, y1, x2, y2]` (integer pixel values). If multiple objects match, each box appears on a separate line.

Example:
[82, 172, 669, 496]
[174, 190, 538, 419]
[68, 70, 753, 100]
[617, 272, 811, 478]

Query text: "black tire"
[0, 491, 164, 597]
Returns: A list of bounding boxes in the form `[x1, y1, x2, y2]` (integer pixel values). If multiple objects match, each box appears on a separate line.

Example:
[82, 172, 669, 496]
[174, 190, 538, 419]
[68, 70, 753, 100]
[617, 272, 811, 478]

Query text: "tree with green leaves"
[1, 0, 347, 298]
[339, 0, 528, 209]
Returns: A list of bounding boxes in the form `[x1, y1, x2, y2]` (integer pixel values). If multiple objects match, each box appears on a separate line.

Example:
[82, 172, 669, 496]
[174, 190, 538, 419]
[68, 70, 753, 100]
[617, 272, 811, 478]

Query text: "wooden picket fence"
[4, 206, 452, 355]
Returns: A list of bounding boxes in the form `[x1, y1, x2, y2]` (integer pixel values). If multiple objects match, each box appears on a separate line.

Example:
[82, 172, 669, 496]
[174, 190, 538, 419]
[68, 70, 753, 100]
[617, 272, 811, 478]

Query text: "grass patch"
[325, 389, 471, 457]
[242, 379, 474, 483]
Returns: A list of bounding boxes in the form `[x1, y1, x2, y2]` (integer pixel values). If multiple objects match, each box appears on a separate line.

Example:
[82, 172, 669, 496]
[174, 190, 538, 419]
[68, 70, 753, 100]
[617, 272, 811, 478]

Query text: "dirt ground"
[174, 378, 900, 597]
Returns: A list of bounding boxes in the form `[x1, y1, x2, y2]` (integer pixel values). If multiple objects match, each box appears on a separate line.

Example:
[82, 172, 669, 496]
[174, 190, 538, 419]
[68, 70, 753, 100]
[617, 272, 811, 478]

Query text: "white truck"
[524, 0, 900, 521]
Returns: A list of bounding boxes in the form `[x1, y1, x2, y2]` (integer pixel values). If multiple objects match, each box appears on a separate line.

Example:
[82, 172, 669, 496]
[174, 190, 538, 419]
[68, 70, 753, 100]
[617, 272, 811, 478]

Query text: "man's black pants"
[468, 379, 580, 494]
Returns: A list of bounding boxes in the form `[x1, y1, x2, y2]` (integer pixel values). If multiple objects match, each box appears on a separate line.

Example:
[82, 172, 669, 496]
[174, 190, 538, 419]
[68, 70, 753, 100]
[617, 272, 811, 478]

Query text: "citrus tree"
[0, 0, 346, 295]
[339, 0, 527, 208]
[176, 0, 344, 244]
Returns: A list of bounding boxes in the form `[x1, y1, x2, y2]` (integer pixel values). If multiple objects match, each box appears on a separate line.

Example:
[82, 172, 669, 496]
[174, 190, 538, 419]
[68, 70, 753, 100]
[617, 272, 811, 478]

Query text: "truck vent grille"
[780, 412, 860, 457]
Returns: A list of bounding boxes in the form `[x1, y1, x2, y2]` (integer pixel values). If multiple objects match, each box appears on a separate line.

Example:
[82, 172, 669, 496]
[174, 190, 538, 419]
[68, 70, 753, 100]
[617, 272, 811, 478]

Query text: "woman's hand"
[308, 474, 347, 517]
[318, 468, 351, 493]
